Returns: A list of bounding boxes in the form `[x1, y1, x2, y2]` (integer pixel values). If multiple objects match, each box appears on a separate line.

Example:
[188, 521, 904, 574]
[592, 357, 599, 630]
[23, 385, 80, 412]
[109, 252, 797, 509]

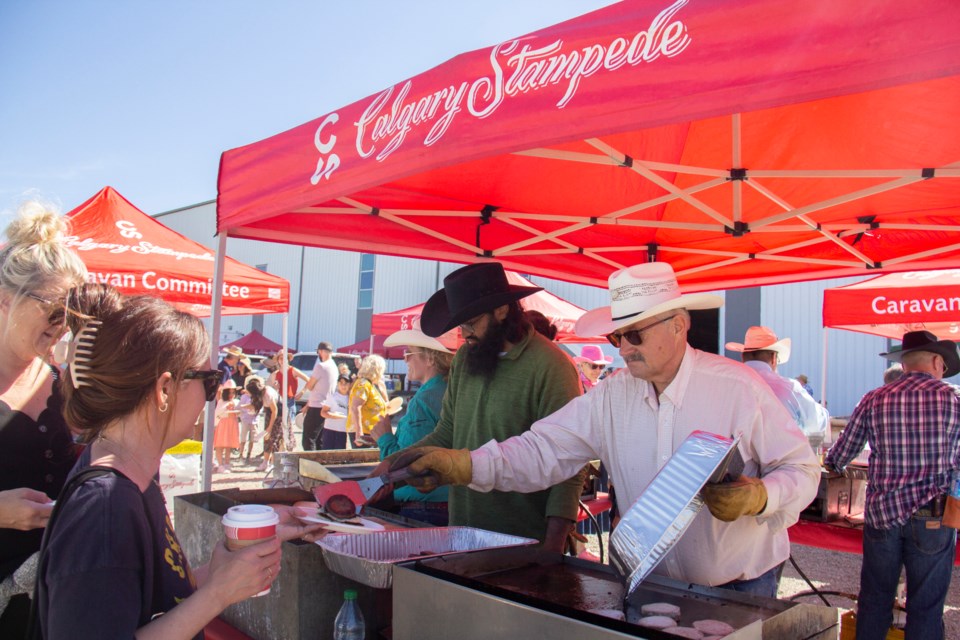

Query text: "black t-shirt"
[38, 461, 198, 639]
[0, 370, 77, 578]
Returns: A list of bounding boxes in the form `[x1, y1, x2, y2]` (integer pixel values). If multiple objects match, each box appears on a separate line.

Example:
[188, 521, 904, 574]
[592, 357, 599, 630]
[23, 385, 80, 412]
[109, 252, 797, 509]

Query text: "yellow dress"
[346, 378, 387, 435]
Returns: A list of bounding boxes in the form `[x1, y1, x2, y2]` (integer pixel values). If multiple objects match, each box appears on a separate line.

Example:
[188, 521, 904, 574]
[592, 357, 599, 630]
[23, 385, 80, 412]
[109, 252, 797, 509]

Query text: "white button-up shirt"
[743, 360, 830, 437]
[471, 345, 819, 586]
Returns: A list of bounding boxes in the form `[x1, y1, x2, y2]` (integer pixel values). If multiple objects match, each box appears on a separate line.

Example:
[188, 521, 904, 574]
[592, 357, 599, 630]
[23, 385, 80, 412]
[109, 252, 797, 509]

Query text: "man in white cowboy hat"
[826, 330, 960, 640]
[394, 262, 819, 597]
[574, 345, 613, 391]
[379, 262, 584, 551]
[217, 345, 244, 386]
[726, 326, 829, 441]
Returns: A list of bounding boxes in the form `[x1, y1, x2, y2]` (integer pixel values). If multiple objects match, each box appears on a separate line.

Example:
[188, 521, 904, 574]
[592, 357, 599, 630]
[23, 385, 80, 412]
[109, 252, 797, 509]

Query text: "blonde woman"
[346, 355, 388, 448]
[0, 201, 87, 635]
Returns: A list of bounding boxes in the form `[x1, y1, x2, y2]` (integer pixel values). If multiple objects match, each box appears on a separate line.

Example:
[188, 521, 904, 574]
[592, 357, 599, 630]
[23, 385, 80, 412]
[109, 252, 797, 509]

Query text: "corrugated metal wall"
[159, 203, 938, 417]
[762, 277, 889, 417]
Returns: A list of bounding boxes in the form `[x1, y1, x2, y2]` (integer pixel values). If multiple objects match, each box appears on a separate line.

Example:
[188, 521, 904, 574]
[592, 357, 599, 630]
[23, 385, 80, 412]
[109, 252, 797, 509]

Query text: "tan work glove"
[700, 475, 767, 522]
[387, 446, 472, 493]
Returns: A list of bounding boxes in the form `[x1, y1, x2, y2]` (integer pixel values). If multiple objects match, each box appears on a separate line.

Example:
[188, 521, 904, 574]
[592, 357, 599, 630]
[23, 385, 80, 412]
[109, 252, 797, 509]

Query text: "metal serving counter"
[393, 547, 840, 639]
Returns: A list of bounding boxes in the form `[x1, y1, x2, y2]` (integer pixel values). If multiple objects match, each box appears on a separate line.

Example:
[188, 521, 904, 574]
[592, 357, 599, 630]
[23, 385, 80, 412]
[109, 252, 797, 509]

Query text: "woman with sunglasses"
[0, 202, 87, 635]
[34, 284, 317, 639]
[369, 328, 455, 525]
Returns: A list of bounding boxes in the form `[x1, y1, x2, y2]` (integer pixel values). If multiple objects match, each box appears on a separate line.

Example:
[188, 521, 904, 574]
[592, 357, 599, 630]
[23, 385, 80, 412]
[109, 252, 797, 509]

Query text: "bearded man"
[389, 262, 584, 551]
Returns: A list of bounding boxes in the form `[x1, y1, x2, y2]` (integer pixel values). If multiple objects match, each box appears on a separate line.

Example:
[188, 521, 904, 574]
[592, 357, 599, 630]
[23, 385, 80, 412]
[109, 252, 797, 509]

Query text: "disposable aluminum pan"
[609, 430, 740, 597]
[318, 526, 537, 588]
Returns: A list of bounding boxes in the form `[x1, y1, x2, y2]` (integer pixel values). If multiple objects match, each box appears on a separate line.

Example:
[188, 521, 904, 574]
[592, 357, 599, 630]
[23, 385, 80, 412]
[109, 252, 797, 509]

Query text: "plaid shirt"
[825, 372, 960, 529]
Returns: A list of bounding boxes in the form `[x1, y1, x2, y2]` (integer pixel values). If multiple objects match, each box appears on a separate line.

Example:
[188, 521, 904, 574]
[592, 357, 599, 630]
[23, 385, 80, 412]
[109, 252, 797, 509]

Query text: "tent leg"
[202, 233, 229, 492]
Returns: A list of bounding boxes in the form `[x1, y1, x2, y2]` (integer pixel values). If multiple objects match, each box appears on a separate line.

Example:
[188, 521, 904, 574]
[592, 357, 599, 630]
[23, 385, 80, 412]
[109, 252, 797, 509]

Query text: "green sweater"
[416, 327, 584, 543]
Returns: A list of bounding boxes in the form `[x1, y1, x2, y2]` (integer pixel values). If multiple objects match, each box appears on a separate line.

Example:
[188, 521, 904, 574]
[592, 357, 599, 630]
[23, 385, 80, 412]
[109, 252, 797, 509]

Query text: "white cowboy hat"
[575, 263, 723, 337]
[384, 319, 457, 354]
[573, 345, 613, 366]
[725, 326, 792, 364]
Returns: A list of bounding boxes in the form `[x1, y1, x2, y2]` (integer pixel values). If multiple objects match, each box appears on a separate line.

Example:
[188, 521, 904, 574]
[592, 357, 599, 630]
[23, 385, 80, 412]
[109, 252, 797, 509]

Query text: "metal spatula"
[313, 466, 435, 508]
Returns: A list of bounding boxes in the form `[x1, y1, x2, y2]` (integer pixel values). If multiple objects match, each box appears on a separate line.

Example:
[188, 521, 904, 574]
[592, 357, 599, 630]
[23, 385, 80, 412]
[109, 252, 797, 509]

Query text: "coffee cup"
[221, 504, 280, 596]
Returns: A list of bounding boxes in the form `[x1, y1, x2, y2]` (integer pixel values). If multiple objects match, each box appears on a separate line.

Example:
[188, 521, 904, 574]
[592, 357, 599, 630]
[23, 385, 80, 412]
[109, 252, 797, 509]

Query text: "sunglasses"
[606, 315, 677, 348]
[584, 363, 605, 371]
[459, 313, 488, 333]
[183, 369, 222, 402]
[25, 291, 67, 325]
[403, 350, 423, 361]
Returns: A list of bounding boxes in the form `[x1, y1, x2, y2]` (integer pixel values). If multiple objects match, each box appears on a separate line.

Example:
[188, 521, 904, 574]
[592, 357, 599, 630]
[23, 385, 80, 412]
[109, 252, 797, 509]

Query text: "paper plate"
[295, 511, 385, 533]
[385, 397, 404, 415]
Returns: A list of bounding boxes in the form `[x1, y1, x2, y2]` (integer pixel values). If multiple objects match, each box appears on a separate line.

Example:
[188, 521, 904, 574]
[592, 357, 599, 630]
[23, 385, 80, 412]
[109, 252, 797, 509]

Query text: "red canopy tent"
[67, 187, 289, 316]
[220, 330, 283, 356]
[216, 0, 960, 292]
[338, 335, 406, 360]
[371, 271, 599, 342]
[823, 270, 960, 341]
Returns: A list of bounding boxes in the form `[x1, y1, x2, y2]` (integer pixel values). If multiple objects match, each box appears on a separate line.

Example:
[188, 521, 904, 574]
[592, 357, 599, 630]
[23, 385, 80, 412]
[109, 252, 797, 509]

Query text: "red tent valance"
[68, 187, 289, 316]
[823, 270, 960, 341]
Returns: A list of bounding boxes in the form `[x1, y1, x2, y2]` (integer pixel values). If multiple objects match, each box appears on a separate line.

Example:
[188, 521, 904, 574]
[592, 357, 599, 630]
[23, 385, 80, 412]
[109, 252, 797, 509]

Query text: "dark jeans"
[857, 516, 956, 640]
[717, 561, 784, 599]
[302, 407, 325, 451]
[320, 428, 347, 450]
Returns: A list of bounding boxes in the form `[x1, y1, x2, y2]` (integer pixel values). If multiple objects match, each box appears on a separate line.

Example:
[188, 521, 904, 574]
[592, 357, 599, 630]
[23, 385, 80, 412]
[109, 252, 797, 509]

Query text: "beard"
[463, 315, 507, 380]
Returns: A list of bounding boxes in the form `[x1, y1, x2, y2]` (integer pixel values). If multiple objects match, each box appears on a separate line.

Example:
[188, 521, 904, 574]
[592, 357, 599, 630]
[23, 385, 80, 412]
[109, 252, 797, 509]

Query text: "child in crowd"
[213, 381, 240, 472]
[237, 386, 259, 462]
[320, 375, 352, 450]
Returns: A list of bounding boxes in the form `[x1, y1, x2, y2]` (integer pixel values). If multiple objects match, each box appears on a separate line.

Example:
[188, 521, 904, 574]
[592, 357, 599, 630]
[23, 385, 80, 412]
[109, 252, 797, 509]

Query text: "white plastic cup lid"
[222, 504, 279, 528]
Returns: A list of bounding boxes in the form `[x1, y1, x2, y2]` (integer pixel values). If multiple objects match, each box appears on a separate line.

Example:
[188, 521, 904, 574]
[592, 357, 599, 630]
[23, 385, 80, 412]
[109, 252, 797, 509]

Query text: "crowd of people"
[2, 198, 957, 639]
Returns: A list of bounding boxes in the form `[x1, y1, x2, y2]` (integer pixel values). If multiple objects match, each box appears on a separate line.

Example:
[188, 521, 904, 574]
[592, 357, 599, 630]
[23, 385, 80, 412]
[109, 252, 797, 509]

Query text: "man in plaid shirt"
[826, 330, 960, 640]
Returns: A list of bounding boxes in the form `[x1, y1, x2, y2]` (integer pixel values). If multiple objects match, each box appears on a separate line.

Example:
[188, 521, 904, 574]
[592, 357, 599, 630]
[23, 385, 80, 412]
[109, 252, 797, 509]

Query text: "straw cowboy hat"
[421, 262, 541, 337]
[880, 330, 960, 378]
[725, 326, 792, 364]
[575, 263, 723, 337]
[384, 318, 457, 354]
[574, 345, 613, 366]
[224, 346, 244, 357]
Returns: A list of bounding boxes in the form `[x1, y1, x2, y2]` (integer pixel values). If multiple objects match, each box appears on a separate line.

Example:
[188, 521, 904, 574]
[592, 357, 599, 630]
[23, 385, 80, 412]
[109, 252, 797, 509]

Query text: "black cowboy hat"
[880, 330, 960, 378]
[420, 263, 541, 337]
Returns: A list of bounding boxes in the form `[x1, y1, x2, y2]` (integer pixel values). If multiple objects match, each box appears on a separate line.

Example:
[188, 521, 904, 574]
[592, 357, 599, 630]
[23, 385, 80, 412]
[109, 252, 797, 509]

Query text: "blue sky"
[0, 1, 615, 230]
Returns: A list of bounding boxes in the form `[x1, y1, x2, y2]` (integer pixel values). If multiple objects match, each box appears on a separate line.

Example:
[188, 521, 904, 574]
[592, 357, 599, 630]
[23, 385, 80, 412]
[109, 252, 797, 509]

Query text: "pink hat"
[574, 345, 613, 366]
[725, 326, 792, 364]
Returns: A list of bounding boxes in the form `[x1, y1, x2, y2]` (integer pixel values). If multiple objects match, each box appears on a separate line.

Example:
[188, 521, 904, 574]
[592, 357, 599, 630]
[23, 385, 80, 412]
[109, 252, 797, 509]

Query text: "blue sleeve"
[377, 379, 445, 458]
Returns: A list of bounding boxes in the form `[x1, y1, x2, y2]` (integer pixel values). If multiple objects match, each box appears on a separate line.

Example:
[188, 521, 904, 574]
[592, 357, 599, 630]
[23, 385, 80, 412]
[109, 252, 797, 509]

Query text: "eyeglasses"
[606, 315, 677, 348]
[403, 350, 423, 361]
[24, 291, 67, 325]
[459, 313, 488, 333]
[584, 363, 605, 371]
[183, 369, 222, 402]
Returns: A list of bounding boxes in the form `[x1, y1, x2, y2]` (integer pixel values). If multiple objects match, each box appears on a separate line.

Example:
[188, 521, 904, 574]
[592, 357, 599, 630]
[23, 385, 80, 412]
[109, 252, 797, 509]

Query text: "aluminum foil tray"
[318, 526, 537, 588]
[609, 430, 739, 597]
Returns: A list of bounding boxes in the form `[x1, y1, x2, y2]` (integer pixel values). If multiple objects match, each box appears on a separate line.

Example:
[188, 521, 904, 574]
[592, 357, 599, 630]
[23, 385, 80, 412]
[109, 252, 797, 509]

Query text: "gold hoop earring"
[159, 401, 169, 413]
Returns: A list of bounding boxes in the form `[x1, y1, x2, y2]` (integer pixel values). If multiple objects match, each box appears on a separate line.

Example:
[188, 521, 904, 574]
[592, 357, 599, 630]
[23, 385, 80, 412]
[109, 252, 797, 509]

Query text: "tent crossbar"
[751, 175, 921, 228]
[293, 206, 368, 215]
[883, 241, 960, 266]
[494, 220, 593, 254]
[746, 179, 877, 265]
[732, 113, 743, 224]
[674, 256, 751, 277]
[378, 211, 483, 254]
[747, 168, 960, 178]
[586, 137, 734, 228]
[514, 147, 728, 177]
[492, 217, 624, 271]
[597, 177, 727, 220]
[661, 243, 863, 268]
[600, 218, 721, 232]
[875, 223, 960, 233]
